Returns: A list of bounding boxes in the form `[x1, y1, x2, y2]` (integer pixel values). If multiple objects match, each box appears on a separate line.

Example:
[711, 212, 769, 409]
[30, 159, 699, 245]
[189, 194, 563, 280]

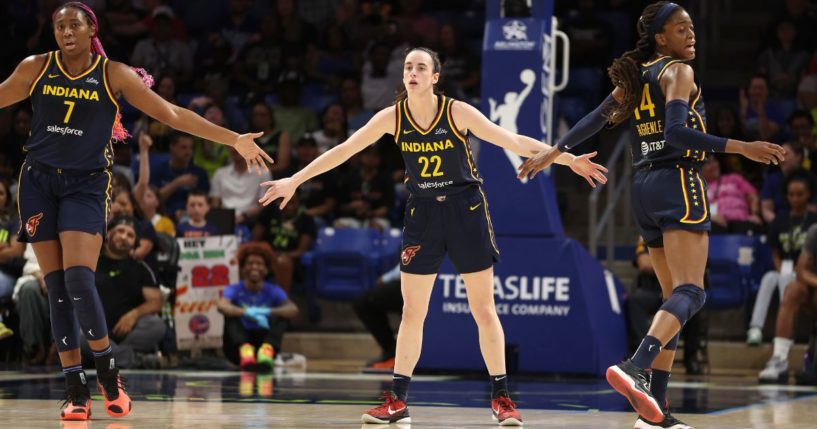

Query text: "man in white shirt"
[210, 148, 271, 225]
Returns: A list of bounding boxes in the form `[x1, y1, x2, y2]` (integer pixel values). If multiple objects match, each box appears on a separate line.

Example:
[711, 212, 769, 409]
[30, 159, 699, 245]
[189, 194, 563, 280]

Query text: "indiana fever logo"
[401, 245, 421, 266]
[26, 213, 44, 237]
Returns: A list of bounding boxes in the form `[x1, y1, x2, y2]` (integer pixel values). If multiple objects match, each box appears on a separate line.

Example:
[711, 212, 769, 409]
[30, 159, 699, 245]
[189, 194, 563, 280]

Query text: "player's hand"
[138, 132, 152, 153]
[259, 177, 298, 208]
[234, 132, 274, 174]
[568, 151, 608, 188]
[739, 141, 785, 165]
[517, 146, 563, 180]
[112, 310, 138, 337]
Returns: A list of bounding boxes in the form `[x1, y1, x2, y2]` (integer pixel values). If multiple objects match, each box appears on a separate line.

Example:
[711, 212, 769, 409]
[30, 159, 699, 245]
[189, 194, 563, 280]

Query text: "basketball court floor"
[0, 368, 815, 428]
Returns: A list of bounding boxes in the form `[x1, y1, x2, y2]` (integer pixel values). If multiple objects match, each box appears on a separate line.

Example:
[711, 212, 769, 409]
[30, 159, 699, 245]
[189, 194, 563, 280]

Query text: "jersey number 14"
[633, 83, 656, 121]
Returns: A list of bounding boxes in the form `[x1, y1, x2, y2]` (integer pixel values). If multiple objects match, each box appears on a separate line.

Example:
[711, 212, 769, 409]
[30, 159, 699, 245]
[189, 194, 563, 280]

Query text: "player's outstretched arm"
[258, 106, 395, 209]
[453, 100, 608, 187]
[0, 54, 48, 109]
[109, 61, 273, 173]
[663, 63, 785, 165]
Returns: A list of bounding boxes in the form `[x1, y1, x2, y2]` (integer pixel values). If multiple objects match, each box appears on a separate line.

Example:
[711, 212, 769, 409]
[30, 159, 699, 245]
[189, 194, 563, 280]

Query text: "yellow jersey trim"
[679, 168, 708, 224]
[104, 169, 113, 226]
[477, 187, 500, 255]
[641, 55, 672, 67]
[656, 59, 681, 81]
[446, 99, 480, 182]
[15, 162, 25, 237]
[29, 52, 53, 96]
[689, 88, 708, 161]
[394, 101, 402, 144]
[102, 58, 120, 110]
[447, 99, 468, 143]
[55, 52, 102, 81]
[404, 95, 446, 135]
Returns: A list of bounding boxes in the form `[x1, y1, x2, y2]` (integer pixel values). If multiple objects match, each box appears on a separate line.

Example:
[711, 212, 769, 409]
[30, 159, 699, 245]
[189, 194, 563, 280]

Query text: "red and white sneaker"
[361, 391, 411, 424]
[97, 369, 131, 418]
[60, 382, 91, 421]
[492, 395, 523, 426]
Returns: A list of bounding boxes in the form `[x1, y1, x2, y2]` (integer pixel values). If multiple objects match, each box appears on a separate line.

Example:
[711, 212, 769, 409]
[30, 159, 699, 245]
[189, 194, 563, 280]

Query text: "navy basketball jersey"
[395, 95, 482, 196]
[629, 56, 708, 168]
[27, 51, 118, 170]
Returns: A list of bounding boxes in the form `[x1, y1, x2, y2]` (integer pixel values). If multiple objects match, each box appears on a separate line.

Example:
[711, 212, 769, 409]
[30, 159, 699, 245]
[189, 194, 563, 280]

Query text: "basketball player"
[0, 2, 271, 421]
[259, 46, 608, 426]
[518, 2, 786, 428]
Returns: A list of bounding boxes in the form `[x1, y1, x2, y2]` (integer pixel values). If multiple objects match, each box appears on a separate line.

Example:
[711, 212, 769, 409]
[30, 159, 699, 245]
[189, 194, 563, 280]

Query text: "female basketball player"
[517, 2, 785, 428]
[259, 46, 608, 426]
[0, 2, 272, 421]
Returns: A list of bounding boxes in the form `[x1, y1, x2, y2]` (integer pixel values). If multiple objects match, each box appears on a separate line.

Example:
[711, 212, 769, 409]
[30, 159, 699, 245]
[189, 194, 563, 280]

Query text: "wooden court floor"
[0, 369, 816, 428]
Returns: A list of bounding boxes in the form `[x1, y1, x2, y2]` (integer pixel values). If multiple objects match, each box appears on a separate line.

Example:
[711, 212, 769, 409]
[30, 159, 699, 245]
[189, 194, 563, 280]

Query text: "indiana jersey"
[395, 95, 482, 196]
[27, 51, 118, 170]
[629, 56, 708, 168]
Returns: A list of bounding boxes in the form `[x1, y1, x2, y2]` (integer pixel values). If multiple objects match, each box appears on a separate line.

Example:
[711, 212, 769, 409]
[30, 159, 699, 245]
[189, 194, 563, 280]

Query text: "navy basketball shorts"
[631, 165, 710, 248]
[16, 160, 112, 243]
[400, 186, 500, 275]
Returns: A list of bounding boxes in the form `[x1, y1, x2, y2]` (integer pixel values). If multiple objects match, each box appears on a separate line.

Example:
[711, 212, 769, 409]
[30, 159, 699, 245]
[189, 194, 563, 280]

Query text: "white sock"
[772, 337, 793, 359]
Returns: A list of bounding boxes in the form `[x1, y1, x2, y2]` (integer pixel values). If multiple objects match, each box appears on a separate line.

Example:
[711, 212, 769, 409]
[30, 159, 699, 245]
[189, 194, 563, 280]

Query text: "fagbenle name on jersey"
[635, 119, 663, 137]
[42, 84, 100, 101]
[401, 139, 455, 153]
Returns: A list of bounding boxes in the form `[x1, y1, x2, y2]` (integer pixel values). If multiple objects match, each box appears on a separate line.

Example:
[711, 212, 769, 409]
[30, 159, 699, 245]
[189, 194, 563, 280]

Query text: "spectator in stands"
[111, 187, 160, 269]
[250, 101, 292, 176]
[192, 104, 231, 178]
[134, 133, 177, 237]
[129, 7, 193, 87]
[232, 15, 282, 99]
[789, 110, 817, 168]
[286, 136, 338, 226]
[313, 103, 348, 154]
[740, 74, 786, 143]
[438, 23, 480, 101]
[797, 75, 817, 131]
[210, 147, 269, 226]
[710, 105, 762, 186]
[362, 42, 403, 112]
[354, 263, 402, 371]
[218, 0, 261, 62]
[134, 75, 178, 152]
[340, 77, 375, 135]
[151, 131, 210, 220]
[749, 175, 817, 345]
[253, 192, 316, 292]
[626, 237, 706, 375]
[176, 190, 218, 238]
[761, 143, 817, 223]
[759, 222, 817, 383]
[0, 106, 31, 180]
[393, 0, 440, 47]
[701, 155, 762, 234]
[12, 244, 53, 365]
[307, 24, 356, 91]
[335, 145, 394, 231]
[276, 0, 318, 51]
[273, 70, 318, 144]
[757, 18, 810, 100]
[217, 242, 299, 369]
[767, 0, 817, 52]
[0, 180, 24, 301]
[82, 216, 165, 369]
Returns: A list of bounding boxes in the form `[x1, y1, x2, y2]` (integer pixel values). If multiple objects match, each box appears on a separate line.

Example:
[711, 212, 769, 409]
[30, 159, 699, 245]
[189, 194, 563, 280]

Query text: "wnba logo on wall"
[188, 314, 210, 335]
[494, 20, 535, 50]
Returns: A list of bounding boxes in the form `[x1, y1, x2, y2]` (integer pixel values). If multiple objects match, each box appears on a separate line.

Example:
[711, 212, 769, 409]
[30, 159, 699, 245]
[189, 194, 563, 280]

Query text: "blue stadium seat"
[707, 235, 756, 309]
[303, 228, 383, 301]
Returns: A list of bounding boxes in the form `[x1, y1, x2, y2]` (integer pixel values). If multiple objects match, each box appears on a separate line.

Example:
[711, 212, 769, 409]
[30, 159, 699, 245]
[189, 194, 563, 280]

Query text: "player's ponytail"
[55, 2, 154, 142]
[394, 47, 443, 104]
[605, 1, 678, 125]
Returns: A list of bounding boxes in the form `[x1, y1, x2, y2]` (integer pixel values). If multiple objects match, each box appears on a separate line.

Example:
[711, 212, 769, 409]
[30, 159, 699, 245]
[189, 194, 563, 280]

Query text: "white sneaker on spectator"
[746, 327, 762, 346]
[758, 356, 789, 384]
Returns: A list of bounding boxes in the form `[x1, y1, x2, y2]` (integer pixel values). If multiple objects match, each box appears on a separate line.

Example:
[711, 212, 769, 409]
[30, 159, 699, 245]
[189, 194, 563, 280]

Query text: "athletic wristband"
[556, 95, 615, 152]
[664, 99, 727, 152]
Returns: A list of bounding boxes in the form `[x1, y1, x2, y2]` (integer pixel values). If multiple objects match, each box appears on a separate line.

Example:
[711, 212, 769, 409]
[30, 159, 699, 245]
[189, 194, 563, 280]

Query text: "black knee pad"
[665, 332, 680, 350]
[64, 266, 109, 341]
[659, 284, 706, 326]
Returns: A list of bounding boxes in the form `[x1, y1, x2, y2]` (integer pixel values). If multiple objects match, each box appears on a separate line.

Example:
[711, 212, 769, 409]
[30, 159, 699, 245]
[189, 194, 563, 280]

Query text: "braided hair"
[54, 2, 154, 142]
[605, 1, 680, 125]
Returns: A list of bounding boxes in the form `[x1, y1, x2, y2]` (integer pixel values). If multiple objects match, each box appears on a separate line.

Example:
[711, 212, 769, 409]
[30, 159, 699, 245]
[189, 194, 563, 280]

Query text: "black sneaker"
[96, 368, 132, 418]
[60, 379, 91, 421]
[606, 359, 663, 423]
[634, 411, 695, 428]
